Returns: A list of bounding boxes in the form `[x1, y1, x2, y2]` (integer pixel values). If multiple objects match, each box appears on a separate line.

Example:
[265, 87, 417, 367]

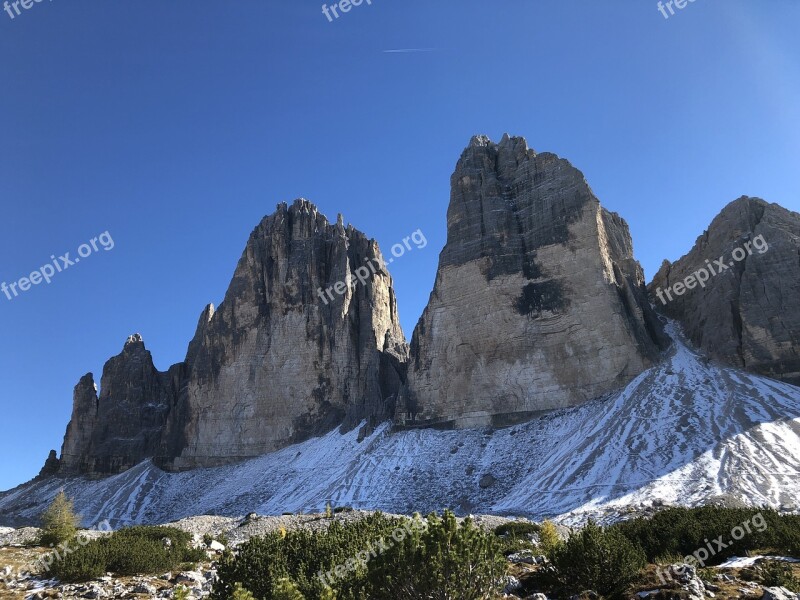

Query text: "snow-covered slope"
[2, 324, 799, 527]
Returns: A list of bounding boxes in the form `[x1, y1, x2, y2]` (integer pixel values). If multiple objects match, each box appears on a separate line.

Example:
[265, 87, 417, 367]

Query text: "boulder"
[762, 588, 800, 600]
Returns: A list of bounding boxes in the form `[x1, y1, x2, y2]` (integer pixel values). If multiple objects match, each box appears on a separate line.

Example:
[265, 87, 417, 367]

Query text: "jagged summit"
[124, 333, 144, 348]
[54, 199, 407, 476]
[397, 134, 665, 428]
[170, 197, 406, 470]
[649, 195, 800, 384]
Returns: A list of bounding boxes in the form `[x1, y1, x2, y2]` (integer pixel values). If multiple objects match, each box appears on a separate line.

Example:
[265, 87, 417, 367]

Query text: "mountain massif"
[58, 200, 408, 475]
[2, 134, 798, 525]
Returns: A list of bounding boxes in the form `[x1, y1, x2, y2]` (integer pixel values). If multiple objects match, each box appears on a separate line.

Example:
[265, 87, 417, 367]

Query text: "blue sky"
[1, 1, 798, 491]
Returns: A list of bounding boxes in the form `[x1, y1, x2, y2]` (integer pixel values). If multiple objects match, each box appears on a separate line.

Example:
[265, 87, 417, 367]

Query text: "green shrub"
[214, 511, 505, 600]
[213, 512, 404, 600]
[39, 490, 81, 547]
[364, 510, 506, 600]
[552, 520, 646, 598]
[273, 578, 306, 600]
[50, 526, 206, 582]
[232, 582, 259, 600]
[494, 521, 540, 538]
[612, 507, 798, 565]
[45, 538, 106, 581]
[759, 561, 800, 591]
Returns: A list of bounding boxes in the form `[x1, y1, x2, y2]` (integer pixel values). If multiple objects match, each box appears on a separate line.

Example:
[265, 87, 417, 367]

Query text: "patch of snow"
[717, 556, 800, 569]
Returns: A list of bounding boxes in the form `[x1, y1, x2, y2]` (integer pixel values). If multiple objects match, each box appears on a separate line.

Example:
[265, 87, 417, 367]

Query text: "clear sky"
[1, 1, 798, 491]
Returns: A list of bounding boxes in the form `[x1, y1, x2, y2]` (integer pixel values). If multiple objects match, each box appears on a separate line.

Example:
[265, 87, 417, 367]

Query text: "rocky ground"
[1, 512, 799, 600]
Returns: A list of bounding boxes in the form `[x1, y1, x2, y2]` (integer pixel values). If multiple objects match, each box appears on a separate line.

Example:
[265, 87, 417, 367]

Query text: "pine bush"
[50, 525, 206, 582]
[232, 582, 259, 600]
[365, 510, 506, 600]
[273, 578, 306, 600]
[552, 520, 646, 598]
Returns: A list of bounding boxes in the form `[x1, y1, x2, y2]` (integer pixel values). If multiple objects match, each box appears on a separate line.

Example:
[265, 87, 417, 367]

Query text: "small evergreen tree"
[538, 520, 562, 558]
[40, 490, 81, 546]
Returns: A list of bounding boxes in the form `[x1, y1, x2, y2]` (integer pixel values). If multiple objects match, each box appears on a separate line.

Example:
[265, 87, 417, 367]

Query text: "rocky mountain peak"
[168, 199, 407, 470]
[648, 195, 800, 384]
[58, 199, 409, 475]
[398, 135, 665, 428]
[124, 333, 144, 348]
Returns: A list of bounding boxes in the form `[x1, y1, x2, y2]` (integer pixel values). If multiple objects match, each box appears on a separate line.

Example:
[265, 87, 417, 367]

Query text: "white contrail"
[382, 48, 437, 53]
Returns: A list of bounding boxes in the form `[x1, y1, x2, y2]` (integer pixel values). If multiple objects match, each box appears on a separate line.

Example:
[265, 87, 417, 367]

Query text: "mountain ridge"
[3, 322, 798, 527]
[5, 135, 799, 527]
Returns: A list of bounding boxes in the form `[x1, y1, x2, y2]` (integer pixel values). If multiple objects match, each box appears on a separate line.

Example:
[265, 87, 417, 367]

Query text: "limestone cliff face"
[59, 336, 177, 475]
[648, 197, 800, 384]
[397, 134, 665, 428]
[55, 200, 407, 475]
[167, 199, 407, 469]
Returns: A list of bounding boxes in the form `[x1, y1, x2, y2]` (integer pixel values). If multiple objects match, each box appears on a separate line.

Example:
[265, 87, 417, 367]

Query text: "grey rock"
[502, 575, 522, 593]
[507, 549, 536, 564]
[59, 336, 178, 475]
[398, 134, 666, 428]
[55, 199, 408, 475]
[762, 588, 800, 600]
[131, 582, 157, 595]
[36, 450, 60, 479]
[174, 571, 205, 586]
[648, 197, 800, 385]
[168, 199, 407, 469]
[478, 473, 496, 489]
[661, 564, 706, 599]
